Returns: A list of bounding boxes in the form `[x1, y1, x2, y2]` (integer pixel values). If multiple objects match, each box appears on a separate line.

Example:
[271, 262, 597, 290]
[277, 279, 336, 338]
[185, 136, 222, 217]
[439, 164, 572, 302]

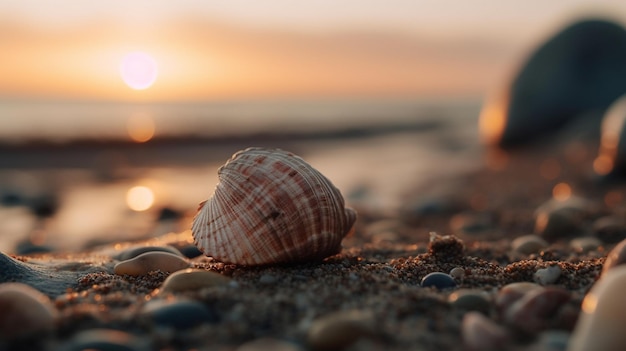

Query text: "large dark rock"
[480, 19, 626, 147]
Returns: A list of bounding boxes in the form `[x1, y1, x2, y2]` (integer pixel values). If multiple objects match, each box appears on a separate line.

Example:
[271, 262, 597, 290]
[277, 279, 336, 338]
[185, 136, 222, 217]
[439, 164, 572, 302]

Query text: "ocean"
[0, 98, 483, 252]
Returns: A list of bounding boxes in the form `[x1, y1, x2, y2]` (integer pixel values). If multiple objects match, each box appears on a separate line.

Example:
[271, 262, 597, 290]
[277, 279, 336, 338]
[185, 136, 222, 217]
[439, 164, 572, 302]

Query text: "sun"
[120, 51, 158, 90]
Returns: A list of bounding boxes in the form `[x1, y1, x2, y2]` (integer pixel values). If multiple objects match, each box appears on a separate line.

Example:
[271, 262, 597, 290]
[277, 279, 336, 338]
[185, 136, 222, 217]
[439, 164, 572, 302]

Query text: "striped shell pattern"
[192, 147, 357, 265]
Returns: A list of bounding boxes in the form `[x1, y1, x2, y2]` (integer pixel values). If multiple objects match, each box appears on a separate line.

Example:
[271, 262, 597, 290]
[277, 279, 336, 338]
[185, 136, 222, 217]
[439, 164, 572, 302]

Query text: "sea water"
[0, 98, 483, 252]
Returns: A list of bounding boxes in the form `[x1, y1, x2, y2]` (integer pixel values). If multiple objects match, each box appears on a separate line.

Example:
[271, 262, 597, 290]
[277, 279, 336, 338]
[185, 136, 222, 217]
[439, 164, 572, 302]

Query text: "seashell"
[192, 148, 357, 265]
[601, 238, 626, 276]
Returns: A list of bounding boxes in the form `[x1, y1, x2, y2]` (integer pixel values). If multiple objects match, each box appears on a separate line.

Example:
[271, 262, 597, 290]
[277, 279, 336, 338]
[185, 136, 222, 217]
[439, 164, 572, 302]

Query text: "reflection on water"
[127, 113, 156, 143]
[0, 100, 481, 253]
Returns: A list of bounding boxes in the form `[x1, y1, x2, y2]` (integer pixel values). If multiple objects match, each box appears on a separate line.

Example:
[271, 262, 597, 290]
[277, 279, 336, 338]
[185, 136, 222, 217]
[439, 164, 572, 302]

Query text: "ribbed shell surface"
[192, 147, 357, 265]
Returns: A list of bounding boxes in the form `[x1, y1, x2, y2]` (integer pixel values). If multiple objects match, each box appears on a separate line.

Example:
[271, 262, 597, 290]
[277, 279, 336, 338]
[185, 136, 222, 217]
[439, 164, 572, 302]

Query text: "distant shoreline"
[0, 119, 446, 169]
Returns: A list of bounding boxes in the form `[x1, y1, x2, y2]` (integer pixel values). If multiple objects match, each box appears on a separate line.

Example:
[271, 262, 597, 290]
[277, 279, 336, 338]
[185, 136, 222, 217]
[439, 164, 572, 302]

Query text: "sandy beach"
[0, 128, 621, 351]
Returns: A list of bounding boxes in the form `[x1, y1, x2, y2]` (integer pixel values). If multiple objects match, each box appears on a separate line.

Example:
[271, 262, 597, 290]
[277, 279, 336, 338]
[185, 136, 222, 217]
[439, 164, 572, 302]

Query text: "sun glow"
[120, 52, 158, 90]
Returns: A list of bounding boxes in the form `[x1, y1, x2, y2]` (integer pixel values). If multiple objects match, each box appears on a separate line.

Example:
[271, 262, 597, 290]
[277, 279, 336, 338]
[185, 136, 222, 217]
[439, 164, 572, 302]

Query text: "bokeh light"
[127, 113, 156, 143]
[552, 182, 572, 202]
[126, 186, 155, 211]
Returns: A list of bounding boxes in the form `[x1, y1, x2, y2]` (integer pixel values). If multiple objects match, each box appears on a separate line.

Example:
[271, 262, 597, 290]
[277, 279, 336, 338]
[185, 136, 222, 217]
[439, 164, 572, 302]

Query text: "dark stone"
[1, 192, 23, 207]
[481, 19, 626, 147]
[420, 272, 457, 290]
[156, 207, 181, 221]
[142, 300, 218, 330]
[14, 241, 54, 255]
[178, 245, 203, 259]
[29, 195, 58, 218]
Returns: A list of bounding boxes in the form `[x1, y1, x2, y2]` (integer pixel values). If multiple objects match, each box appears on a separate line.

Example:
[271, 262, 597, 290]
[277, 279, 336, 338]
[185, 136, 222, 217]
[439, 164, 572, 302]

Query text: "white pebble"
[534, 265, 561, 285]
[0, 283, 57, 339]
[568, 265, 626, 351]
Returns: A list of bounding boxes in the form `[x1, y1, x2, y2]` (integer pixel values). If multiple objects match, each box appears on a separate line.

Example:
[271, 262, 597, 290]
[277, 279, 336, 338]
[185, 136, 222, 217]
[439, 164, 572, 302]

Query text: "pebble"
[420, 272, 456, 290]
[115, 245, 184, 261]
[449, 267, 465, 280]
[448, 289, 491, 314]
[14, 240, 54, 255]
[479, 19, 626, 147]
[569, 237, 602, 253]
[114, 252, 189, 276]
[259, 273, 279, 285]
[601, 238, 626, 276]
[0, 282, 57, 339]
[495, 282, 543, 312]
[307, 310, 375, 351]
[534, 265, 562, 285]
[504, 287, 570, 334]
[592, 216, 626, 244]
[236, 337, 304, 351]
[449, 212, 493, 235]
[534, 198, 590, 241]
[461, 311, 509, 351]
[60, 329, 140, 351]
[178, 244, 203, 259]
[511, 234, 549, 255]
[160, 268, 231, 293]
[141, 299, 218, 329]
[568, 265, 626, 351]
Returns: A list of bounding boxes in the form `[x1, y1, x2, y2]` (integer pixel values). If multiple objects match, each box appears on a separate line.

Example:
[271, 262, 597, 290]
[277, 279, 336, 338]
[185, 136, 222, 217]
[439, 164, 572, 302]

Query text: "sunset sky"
[2, 0, 626, 101]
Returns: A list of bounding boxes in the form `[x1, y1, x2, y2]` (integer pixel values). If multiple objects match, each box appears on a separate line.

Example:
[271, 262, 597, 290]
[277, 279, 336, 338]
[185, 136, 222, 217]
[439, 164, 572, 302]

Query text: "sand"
[0, 137, 622, 351]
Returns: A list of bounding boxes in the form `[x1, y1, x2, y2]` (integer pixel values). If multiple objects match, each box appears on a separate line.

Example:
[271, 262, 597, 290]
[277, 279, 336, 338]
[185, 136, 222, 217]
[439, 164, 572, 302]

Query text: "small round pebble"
[602, 238, 626, 276]
[505, 287, 570, 334]
[141, 299, 218, 329]
[534, 198, 590, 240]
[307, 310, 375, 351]
[534, 265, 562, 285]
[448, 289, 491, 314]
[237, 337, 304, 351]
[160, 269, 231, 293]
[114, 252, 189, 276]
[511, 234, 548, 255]
[178, 244, 203, 259]
[449, 267, 465, 280]
[420, 272, 457, 290]
[461, 311, 509, 351]
[568, 265, 626, 351]
[0, 282, 57, 339]
[569, 237, 602, 253]
[593, 216, 626, 244]
[61, 329, 139, 351]
[495, 282, 543, 312]
[115, 245, 184, 261]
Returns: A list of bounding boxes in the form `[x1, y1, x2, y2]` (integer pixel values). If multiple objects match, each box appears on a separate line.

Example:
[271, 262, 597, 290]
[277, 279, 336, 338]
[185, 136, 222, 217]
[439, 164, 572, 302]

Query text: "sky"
[2, 0, 626, 101]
